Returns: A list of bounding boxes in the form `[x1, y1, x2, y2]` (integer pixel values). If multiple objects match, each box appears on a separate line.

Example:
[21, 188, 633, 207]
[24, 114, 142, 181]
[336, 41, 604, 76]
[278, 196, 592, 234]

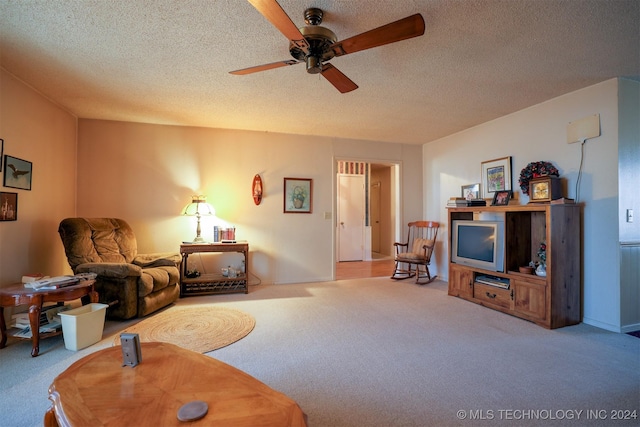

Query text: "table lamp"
[182, 195, 215, 243]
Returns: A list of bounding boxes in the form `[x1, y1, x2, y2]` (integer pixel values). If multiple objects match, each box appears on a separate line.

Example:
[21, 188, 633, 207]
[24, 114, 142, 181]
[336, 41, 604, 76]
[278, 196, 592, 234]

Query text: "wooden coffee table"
[0, 280, 97, 357]
[45, 341, 307, 427]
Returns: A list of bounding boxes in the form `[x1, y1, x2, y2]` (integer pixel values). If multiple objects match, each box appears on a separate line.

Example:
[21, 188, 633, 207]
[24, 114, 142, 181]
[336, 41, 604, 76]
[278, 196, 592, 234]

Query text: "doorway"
[335, 160, 399, 279]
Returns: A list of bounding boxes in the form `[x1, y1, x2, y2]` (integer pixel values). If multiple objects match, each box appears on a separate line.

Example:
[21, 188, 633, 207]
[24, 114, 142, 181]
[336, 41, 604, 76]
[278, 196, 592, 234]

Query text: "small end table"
[180, 242, 249, 296]
[0, 280, 97, 357]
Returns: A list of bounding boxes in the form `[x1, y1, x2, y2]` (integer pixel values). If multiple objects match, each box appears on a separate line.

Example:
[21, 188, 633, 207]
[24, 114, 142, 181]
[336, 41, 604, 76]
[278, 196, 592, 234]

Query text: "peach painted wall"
[0, 69, 77, 287]
[77, 119, 423, 285]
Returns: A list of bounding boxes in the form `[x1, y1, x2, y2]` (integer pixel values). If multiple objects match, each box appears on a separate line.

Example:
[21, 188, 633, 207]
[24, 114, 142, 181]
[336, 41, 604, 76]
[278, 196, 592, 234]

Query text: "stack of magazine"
[11, 304, 71, 338]
[447, 197, 487, 207]
[23, 272, 97, 290]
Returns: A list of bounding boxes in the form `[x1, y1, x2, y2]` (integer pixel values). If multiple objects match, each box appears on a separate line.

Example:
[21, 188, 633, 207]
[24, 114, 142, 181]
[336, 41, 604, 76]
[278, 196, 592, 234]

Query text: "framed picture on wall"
[3, 155, 32, 191]
[284, 178, 312, 213]
[481, 156, 511, 199]
[0, 192, 18, 221]
[0, 139, 3, 172]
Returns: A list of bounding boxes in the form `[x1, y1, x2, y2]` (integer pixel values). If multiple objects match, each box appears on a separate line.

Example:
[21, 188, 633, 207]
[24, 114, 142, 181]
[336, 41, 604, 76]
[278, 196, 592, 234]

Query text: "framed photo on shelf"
[491, 190, 512, 206]
[284, 177, 312, 213]
[3, 155, 32, 191]
[461, 183, 481, 200]
[0, 192, 17, 221]
[481, 156, 511, 199]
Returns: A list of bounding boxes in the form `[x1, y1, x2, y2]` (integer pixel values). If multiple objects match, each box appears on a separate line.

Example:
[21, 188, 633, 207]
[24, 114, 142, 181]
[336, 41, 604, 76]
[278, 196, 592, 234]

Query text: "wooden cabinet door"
[513, 279, 547, 322]
[448, 265, 473, 299]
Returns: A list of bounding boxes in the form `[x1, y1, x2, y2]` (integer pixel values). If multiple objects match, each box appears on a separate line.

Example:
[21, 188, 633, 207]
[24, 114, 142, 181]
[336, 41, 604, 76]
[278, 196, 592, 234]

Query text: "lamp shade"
[182, 195, 215, 216]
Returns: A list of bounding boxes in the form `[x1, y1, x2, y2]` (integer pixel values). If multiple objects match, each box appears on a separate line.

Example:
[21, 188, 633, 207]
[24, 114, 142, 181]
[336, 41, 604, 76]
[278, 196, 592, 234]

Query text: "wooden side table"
[180, 242, 249, 296]
[0, 280, 97, 357]
[45, 342, 307, 427]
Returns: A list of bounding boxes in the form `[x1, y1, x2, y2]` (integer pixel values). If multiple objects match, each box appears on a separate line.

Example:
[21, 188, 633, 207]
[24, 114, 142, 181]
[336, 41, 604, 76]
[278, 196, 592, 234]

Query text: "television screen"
[452, 220, 504, 272]
[457, 225, 495, 262]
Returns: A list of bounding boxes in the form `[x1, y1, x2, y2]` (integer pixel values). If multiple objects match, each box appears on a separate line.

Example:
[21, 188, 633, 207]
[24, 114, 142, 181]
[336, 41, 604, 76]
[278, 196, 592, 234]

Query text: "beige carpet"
[113, 305, 255, 353]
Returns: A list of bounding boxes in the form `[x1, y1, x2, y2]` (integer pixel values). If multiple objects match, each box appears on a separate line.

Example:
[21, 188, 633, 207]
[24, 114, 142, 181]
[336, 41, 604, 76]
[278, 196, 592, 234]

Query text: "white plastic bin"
[59, 303, 108, 351]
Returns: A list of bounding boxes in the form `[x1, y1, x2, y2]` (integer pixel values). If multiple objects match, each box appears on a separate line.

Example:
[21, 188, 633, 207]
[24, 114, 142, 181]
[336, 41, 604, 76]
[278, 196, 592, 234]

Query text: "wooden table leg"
[0, 306, 7, 349]
[28, 296, 43, 357]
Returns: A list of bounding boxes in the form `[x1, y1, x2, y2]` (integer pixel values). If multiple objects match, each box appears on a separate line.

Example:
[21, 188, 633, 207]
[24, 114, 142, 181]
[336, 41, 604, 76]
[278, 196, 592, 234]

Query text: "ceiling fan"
[229, 0, 425, 93]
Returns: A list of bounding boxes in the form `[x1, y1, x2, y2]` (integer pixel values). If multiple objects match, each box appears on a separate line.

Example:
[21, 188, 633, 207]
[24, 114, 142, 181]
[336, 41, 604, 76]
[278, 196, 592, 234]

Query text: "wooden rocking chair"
[391, 221, 439, 285]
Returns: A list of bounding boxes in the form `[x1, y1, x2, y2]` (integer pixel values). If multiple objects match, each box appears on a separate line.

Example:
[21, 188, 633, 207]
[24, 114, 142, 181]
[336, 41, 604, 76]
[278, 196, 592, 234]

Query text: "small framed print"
[461, 183, 481, 200]
[491, 190, 512, 206]
[284, 178, 312, 213]
[529, 176, 562, 203]
[0, 192, 18, 221]
[3, 155, 32, 191]
[481, 156, 511, 199]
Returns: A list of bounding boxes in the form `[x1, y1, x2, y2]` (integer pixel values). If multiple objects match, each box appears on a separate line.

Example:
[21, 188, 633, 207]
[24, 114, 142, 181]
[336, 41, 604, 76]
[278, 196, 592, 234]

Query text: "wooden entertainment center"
[447, 204, 581, 329]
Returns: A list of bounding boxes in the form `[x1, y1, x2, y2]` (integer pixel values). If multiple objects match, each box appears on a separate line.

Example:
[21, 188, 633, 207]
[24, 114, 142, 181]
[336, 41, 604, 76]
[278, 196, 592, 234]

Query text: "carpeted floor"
[112, 305, 255, 353]
[1, 277, 639, 427]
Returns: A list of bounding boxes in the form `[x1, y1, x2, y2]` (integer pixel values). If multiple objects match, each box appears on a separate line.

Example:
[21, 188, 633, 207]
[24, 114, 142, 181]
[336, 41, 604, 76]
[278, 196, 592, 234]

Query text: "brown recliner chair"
[58, 218, 180, 319]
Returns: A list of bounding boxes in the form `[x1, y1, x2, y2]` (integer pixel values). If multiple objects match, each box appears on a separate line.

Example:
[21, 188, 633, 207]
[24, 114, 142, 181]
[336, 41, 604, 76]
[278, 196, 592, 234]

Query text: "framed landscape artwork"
[481, 156, 511, 199]
[284, 178, 312, 213]
[0, 192, 17, 221]
[3, 155, 32, 191]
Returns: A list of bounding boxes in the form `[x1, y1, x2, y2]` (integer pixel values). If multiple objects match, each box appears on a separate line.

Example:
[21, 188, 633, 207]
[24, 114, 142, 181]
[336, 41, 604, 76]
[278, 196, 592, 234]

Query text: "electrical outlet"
[627, 209, 634, 223]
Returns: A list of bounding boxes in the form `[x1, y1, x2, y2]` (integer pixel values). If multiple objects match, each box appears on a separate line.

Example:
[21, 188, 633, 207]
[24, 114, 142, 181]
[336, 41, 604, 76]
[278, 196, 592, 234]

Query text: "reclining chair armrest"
[133, 252, 181, 268]
[76, 262, 143, 278]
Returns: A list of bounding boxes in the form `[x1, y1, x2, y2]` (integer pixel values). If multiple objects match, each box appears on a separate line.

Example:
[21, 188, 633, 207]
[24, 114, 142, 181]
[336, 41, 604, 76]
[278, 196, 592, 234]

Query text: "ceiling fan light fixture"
[306, 55, 322, 74]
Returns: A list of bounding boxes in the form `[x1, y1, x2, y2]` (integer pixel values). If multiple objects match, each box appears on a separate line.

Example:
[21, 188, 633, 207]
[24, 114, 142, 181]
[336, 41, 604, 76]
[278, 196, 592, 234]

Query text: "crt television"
[451, 220, 505, 272]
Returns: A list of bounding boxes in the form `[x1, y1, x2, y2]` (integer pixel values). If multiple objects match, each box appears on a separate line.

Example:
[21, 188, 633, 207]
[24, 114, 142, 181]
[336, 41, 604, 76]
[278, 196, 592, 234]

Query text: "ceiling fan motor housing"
[290, 8, 337, 74]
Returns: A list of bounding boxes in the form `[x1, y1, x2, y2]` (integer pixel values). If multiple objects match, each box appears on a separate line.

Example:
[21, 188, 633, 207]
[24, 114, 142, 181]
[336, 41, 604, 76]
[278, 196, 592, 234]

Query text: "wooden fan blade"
[330, 14, 425, 57]
[321, 63, 358, 93]
[230, 60, 300, 75]
[248, 0, 309, 53]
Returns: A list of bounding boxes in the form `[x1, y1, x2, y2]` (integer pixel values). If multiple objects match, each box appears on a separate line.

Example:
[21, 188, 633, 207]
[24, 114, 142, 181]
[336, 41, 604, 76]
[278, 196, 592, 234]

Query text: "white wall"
[424, 78, 623, 331]
[0, 69, 77, 286]
[76, 119, 423, 285]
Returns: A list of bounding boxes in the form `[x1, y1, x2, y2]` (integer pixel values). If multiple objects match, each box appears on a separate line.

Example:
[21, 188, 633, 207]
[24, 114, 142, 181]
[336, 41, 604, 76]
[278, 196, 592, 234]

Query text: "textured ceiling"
[1, 0, 638, 145]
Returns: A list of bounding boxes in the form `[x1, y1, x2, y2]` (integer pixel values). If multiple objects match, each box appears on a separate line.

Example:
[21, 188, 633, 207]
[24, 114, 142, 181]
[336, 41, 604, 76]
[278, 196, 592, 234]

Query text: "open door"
[337, 175, 365, 261]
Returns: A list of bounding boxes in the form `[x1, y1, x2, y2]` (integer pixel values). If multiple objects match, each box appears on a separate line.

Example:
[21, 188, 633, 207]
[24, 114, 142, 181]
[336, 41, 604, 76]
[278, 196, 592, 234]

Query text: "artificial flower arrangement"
[537, 242, 547, 266]
[518, 161, 559, 195]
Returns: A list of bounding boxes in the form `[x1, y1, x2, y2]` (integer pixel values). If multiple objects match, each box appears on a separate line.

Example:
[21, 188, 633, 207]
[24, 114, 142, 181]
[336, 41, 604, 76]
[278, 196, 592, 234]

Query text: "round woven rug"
[113, 305, 255, 353]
